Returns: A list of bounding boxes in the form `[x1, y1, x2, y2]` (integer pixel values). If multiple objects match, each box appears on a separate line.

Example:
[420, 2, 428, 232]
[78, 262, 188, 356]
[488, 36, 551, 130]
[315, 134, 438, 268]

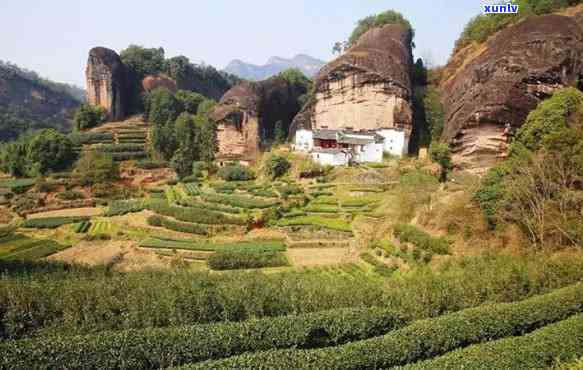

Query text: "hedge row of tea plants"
[140, 237, 286, 253]
[176, 198, 241, 215]
[74, 221, 92, 234]
[404, 314, 583, 369]
[277, 215, 352, 233]
[393, 224, 451, 255]
[22, 217, 90, 229]
[360, 253, 396, 277]
[0, 307, 406, 370]
[146, 215, 209, 236]
[186, 283, 583, 369]
[207, 250, 289, 270]
[202, 193, 279, 209]
[105, 199, 149, 217]
[93, 144, 145, 153]
[182, 183, 200, 196]
[147, 201, 247, 226]
[110, 152, 148, 161]
[136, 160, 168, 169]
[69, 132, 113, 145]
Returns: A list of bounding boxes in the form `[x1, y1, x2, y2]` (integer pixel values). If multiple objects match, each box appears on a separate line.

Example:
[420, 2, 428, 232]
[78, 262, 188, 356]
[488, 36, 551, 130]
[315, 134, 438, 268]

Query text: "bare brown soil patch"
[286, 247, 354, 267]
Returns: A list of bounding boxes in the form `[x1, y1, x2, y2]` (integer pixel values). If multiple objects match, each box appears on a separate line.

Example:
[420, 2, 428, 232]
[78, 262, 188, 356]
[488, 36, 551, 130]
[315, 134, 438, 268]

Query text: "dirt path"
[28, 207, 103, 219]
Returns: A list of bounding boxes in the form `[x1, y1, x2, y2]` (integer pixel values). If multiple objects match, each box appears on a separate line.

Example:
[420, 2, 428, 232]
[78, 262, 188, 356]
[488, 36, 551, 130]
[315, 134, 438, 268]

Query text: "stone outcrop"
[210, 78, 308, 163]
[142, 74, 177, 93]
[291, 24, 414, 137]
[441, 11, 583, 171]
[86, 47, 128, 121]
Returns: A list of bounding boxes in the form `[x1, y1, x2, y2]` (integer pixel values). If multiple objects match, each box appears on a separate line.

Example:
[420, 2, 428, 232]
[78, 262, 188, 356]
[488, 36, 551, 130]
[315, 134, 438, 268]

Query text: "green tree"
[274, 121, 286, 144]
[197, 99, 217, 116]
[151, 124, 178, 162]
[0, 129, 76, 177]
[175, 90, 206, 115]
[263, 154, 291, 180]
[348, 10, 414, 48]
[196, 113, 217, 168]
[423, 86, 445, 141]
[73, 151, 119, 186]
[146, 88, 181, 126]
[512, 87, 583, 152]
[74, 104, 107, 131]
[429, 143, 452, 182]
[120, 45, 165, 79]
[171, 113, 198, 178]
[277, 69, 311, 89]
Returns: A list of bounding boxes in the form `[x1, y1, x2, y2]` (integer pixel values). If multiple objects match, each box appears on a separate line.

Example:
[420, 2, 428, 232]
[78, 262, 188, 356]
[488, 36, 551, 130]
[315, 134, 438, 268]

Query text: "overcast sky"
[1, 0, 482, 87]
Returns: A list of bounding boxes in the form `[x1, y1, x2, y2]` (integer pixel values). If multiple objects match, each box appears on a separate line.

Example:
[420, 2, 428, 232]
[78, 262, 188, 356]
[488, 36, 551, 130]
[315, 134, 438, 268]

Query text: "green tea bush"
[147, 215, 209, 236]
[22, 217, 89, 229]
[177, 198, 242, 214]
[56, 190, 84, 201]
[95, 144, 145, 153]
[188, 283, 583, 369]
[404, 314, 583, 369]
[305, 205, 341, 213]
[0, 307, 406, 370]
[3, 254, 583, 341]
[278, 215, 352, 233]
[360, 253, 396, 277]
[74, 221, 92, 234]
[104, 199, 148, 217]
[202, 193, 279, 209]
[393, 224, 450, 255]
[147, 200, 247, 226]
[208, 250, 289, 270]
[140, 238, 285, 253]
[135, 159, 168, 169]
[217, 164, 255, 181]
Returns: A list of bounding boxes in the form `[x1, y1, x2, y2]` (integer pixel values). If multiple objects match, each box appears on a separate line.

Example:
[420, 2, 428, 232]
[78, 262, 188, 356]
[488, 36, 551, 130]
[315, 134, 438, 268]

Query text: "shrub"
[136, 159, 168, 169]
[147, 200, 247, 226]
[105, 199, 148, 217]
[429, 142, 452, 182]
[202, 193, 279, 210]
[140, 238, 286, 253]
[177, 198, 241, 214]
[147, 215, 209, 236]
[393, 224, 450, 255]
[277, 184, 303, 198]
[74, 151, 119, 186]
[360, 253, 396, 277]
[22, 217, 89, 229]
[74, 221, 92, 234]
[263, 154, 291, 179]
[0, 307, 406, 370]
[189, 283, 583, 369]
[298, 158, 328, 178]
[405, 314, 583, 370]
[218, 164, 255, 181]
[74, 104, 107, 131]
[348, 10, 413, 47]
[277, 215, 352, 233]
[56, 190, 84, 201]
[208, 250, 289, 270]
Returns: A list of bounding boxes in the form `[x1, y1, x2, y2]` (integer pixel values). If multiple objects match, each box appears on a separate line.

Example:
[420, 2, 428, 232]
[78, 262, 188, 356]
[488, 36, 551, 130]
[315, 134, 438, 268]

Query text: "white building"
[377, 128, 408, 156]
[294, 128, 388, 166]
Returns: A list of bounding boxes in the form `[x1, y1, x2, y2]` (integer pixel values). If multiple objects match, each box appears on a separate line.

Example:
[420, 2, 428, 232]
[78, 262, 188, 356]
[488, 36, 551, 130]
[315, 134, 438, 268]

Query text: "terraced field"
[0, 234, 67, 260]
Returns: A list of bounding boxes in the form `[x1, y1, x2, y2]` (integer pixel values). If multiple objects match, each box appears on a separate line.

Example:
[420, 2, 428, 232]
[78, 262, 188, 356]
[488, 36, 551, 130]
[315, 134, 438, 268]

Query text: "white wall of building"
[311, 151, 349, 166]
[294, 129, 314, 152]
[378, 129, 408, 156]
[354, 142, 384, 163]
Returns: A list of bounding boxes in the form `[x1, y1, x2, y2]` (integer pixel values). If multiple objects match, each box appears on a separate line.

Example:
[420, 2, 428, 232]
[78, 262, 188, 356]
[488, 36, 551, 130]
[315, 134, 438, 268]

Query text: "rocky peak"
[85, 47, 128, 121]
[210, 77, 308, 163]
[441, 11, 583, 171]
[291, 24, 414, 137]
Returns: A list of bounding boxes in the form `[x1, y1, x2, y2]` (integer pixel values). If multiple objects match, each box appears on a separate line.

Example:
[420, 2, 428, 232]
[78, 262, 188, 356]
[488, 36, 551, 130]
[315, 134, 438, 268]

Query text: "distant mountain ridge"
[223, 54, 326, 81]
[0, 61, 82, 141]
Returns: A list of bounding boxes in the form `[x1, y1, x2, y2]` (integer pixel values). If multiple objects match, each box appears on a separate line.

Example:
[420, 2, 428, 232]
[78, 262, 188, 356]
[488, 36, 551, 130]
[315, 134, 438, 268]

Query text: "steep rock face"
[86, 47, 128, 121]
[291, 24, 413, 136]
[210, 79, 308, 163]
[142, 74, 177, 93]
[441, 12, 583, 171]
